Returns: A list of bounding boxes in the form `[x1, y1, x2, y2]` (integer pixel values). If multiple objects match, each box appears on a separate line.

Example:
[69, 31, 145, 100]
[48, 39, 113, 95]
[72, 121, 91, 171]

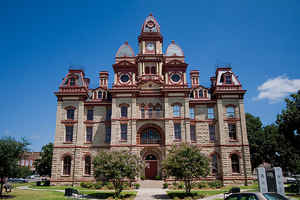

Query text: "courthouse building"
[51, 14, 252, 184]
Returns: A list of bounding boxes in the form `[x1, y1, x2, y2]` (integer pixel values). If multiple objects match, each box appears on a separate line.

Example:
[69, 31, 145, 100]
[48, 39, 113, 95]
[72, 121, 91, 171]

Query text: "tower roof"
[115, 41, 135, 57]
[166, 41, 184, 57]
[141, 13, 161, 33]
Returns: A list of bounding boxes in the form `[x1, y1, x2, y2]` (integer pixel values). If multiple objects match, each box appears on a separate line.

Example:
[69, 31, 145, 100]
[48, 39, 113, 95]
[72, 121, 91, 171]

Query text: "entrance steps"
[138, 180, 164, 188]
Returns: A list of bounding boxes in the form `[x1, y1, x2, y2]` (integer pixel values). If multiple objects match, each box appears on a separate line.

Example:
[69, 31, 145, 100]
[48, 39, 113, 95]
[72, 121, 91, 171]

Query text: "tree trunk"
[184, 180, 191, 194]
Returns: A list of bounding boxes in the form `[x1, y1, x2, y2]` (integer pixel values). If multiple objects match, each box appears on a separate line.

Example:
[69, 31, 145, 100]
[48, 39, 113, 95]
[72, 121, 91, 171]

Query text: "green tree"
[34, 143, 53, 177]
[276, 92, 300, 174]
[93, 150, 143, 198]
[14, 166, 32, 178]
[162, 143, 210, 194]
[0, 137, 29, 196]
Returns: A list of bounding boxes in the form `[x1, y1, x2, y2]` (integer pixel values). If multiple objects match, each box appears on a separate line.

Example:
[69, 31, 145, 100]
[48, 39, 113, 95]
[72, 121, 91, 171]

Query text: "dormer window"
[70, 78, 76, 86]
[225, 75, 232, 84]
[98, 91, 102, 99]
[199, 90, 203, 98]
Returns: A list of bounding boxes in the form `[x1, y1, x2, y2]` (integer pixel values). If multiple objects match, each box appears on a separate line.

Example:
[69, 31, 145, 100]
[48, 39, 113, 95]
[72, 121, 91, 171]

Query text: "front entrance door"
[145, 154, 158, 179]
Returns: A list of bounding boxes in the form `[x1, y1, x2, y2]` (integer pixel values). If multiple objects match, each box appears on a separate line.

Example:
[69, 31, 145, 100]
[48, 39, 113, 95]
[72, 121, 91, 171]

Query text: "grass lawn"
[0, 188, 65, 200]
[1, 188, 137, 200]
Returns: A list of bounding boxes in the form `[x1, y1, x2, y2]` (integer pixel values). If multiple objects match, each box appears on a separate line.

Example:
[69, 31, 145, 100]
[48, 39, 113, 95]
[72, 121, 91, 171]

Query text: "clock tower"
[137, 14, 164, 82]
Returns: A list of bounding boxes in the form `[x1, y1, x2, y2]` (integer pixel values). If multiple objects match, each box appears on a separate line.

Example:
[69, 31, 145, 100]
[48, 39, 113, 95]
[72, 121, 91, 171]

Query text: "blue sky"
[0, 0, 299, 151]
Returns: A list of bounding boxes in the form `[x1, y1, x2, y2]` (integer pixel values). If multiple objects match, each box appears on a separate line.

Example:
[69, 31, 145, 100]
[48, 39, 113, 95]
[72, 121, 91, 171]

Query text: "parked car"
[285, 177, 297, 184]
[224, 192, 289, 200]
[8, 178, 28, 183]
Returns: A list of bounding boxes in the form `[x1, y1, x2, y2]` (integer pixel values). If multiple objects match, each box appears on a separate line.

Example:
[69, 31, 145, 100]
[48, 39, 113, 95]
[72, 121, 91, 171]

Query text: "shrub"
[163, 183, 169, 189]
[94, 181, 103, 189]
[173, 197, 180, 200]
[106, 182, 114, 190]
[123, 181, 130, 190]
[197, 181, 208, 189]
[134, 183, 140, 189]
[208, 180, 223, 189]
[140, 175, 145, 180]
[178, 182, 185, 189]
[155, 175, 161, 180]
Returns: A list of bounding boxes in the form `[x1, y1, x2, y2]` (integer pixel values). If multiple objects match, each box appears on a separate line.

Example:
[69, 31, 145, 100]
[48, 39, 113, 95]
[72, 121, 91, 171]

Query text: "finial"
[171, 40, 175, 44]
[149, 13, 153, 16]
[124, 41, 128, 45]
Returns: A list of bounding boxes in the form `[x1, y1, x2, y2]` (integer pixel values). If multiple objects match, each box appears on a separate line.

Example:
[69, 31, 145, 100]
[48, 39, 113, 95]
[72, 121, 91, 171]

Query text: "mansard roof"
[115, 42, 135, 57]
[141, 13, 161, 33]
[166, 41, 184, 57]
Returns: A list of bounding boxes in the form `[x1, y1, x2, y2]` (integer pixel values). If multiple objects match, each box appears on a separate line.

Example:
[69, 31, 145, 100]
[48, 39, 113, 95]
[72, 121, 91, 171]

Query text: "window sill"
[63, 142, 73, 144]
[229, 139, 238, 142]
[120, 140, 127, 142]
[191, 141, 197, 143]
[173, 139, 182, 142]
[61, 174, 71, 177]
[232, 172, 241, 175]
[84, 142, 92, 144]
[83, 174, 92, 177]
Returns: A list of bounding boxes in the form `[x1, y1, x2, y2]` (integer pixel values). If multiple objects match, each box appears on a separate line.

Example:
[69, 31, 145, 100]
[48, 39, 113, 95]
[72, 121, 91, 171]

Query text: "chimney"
[190, 70, 199, 88]
[99, 71, 109, 88]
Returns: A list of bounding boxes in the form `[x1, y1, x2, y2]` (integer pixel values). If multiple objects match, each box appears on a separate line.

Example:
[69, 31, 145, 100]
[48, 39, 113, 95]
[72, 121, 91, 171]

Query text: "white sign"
[274, 167, 285, 196]
[257, 167, 268, 193]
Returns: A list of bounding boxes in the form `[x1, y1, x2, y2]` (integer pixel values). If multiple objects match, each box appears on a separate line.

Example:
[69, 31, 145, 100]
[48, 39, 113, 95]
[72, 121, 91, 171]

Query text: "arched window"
[141, 128, 161, 144]
[231, 154, 240, 173]
[226, 106, 235, 118]
[173, 104, 180, 117]
[67, 109, 74, 120]
[151, 67, 156, 74]
[84, 156, 91, 175]
[70, 78, 76, 86]
[141, 105, 145, 118]
[154, 106, 161, 118]
[102, 92, 106, 99]
[199, 90, 203, 98]
[98, 91, 102, 99]
[148, 106, 153, 118]
[121, 106, 128, 118]
[212, 154, 218, 174]
[63, 156, 71, 175]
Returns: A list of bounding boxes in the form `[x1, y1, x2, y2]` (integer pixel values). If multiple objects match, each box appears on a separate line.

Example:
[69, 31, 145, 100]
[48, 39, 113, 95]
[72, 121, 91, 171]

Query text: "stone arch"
[137, 123, 164, 145]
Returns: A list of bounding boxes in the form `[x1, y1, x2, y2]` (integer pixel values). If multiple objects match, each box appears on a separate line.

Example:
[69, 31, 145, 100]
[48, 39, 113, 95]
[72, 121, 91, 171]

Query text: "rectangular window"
[207, 107, 214, 119]
[228, 123, 237, 140]
[105, 126, 111, 143]
[121, 106, 128, 118]
[209, 124, 215, 141]
[225, 75, 232, 84]
[190, 125, 196, 142]
[86, 127, 93, 142]
[173, 105, 180, 117]
[174, 123, 181, 140]
[121, 124, 127, 140]
[190, 107, 195, 119]
[141, 107, 145, 118]
[70, 78, 76, 86]
[106, 108, 112, 120]
[67, 109, 74, 120]
[87, 109, 93, 121]
[65, 126, 73, 142]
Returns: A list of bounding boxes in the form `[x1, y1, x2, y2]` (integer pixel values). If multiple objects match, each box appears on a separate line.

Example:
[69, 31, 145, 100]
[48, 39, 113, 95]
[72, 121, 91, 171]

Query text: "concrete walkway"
[135, 180, 170, 200]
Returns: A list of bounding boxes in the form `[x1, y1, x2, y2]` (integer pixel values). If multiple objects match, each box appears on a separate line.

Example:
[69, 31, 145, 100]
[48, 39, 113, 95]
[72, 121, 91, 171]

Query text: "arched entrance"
[144, 154, 158, 179]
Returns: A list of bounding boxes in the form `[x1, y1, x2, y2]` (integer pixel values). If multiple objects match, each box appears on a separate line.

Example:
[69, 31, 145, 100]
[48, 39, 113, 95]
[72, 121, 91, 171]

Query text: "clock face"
[120, 74, 130, 83]
[146, 42, 154, 51]
[171, 74, 181, 82]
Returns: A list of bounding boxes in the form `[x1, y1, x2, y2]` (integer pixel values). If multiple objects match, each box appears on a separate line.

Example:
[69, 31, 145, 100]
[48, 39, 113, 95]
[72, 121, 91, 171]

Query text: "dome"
[166, 41, 184, 57]
[115, 42, 135, 57]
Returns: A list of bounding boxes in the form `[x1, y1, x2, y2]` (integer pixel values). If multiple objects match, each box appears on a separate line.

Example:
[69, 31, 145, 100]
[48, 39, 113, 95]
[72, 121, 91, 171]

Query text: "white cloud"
[255, 76, 300, 103]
